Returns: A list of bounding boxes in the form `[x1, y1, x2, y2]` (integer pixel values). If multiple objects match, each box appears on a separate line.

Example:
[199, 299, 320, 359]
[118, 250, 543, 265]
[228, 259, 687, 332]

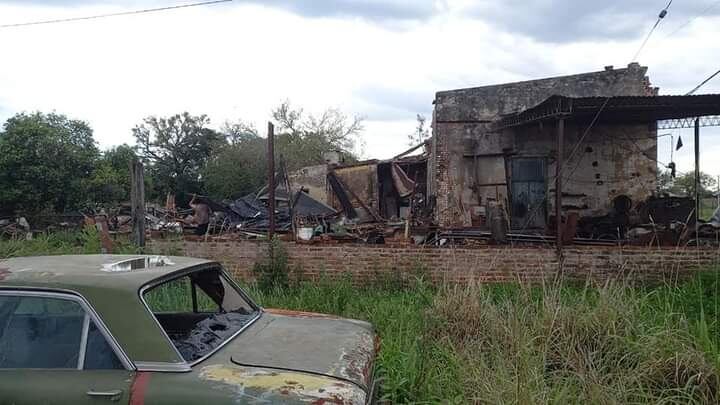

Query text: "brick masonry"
[149, 239, 720, 285]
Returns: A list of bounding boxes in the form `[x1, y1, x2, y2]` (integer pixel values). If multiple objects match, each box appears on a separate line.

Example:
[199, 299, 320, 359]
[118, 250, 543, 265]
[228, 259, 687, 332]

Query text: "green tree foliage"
[85, 144, 137, 206]
[272, 101, 364, 170]
[203, 121, 266, 200]
[202, 102, 365, 200]
[0, 112, 99, 214]
[658, 170, 717, 196]
[133, 112, 223, 199]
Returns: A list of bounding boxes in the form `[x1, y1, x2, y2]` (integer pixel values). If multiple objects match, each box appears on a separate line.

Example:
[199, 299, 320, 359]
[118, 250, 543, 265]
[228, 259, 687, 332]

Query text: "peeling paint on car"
[330, 329, 377, 386]
[0, 268, 11, 281]
[199, 365, 366, 404]
[264, 308, 341, 320]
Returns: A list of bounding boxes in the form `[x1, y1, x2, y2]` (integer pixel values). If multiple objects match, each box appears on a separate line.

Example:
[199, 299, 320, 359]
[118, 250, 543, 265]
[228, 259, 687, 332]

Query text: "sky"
[0, 0, 719, 180]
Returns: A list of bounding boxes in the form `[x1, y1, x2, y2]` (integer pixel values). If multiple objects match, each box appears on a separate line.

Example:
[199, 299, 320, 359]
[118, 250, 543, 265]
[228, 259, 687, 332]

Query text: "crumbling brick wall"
[150, 239, 718, 285]
[433, 63, 659, 228]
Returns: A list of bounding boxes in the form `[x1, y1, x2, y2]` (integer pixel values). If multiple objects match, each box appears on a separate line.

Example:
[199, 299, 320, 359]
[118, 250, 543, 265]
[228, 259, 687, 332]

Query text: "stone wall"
[150, 239, 719, 285]
[433, 63, 659, 228]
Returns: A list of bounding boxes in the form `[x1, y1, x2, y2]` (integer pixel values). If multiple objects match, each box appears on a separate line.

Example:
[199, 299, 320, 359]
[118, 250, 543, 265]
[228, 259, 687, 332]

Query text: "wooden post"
[130, 159, 146, 248]
[694, 118, 700, 235]
[556, 118, 565, 268]
[267, 122, 276, 239]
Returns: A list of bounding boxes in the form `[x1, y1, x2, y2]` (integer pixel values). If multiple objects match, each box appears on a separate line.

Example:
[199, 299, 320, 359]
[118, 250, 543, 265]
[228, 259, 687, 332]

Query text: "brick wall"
[149, 239, 720, 285]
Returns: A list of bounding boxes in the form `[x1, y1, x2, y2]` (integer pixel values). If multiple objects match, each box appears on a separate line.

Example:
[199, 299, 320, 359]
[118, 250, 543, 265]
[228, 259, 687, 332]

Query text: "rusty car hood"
[223, 309, 378, 393]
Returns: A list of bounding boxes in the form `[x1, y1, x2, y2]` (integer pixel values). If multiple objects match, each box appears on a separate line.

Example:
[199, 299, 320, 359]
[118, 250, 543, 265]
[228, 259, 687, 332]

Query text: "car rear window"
[143, 267, 258, 363]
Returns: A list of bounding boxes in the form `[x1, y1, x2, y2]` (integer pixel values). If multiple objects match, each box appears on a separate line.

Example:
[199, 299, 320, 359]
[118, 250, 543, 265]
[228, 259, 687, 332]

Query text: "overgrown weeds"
[250, 272, 720, 404]
[0, 226, 138, 259]
[252, 237, 290, 292]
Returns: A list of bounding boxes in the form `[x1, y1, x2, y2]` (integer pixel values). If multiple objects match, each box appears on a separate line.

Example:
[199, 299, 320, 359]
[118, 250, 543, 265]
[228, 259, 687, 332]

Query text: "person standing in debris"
[189, 194, 211, 236]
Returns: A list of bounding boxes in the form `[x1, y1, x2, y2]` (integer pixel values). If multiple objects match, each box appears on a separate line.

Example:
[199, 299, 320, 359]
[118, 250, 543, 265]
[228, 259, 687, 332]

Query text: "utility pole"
[694, 118, 700, 231]
[556, 118, 565, 271]
[130, 159, 146, 248]
[267, 122, 276, 239]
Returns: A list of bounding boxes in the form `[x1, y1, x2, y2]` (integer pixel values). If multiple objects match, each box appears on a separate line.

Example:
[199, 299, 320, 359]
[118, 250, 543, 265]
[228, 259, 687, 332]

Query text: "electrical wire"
[662, 0, 720, 39]
[0, 0, 232, 29]
[686, 68, 720, 95]
[517, 1, 677, 231]
[632, 0, 674, 62]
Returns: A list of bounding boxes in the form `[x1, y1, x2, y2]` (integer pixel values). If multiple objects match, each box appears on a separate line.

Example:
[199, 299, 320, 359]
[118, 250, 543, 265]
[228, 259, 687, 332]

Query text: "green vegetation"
[250, 275, 720, 404]
[0, 102, 364, 216]
[2, 235, 719, 403]
[0, 228, 139, 258]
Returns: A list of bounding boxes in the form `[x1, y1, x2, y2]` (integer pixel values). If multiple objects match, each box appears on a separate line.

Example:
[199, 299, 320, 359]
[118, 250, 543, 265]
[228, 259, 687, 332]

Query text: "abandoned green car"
[0, 255, 379, 404]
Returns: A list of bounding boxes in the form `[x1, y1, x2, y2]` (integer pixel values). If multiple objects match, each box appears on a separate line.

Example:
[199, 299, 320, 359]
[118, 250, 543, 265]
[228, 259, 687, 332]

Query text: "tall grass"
[249, 273, 720, 404]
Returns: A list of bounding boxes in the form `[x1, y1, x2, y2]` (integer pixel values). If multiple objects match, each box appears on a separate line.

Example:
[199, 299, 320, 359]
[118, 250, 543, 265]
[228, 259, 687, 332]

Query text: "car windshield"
[143, 266, 258, 363]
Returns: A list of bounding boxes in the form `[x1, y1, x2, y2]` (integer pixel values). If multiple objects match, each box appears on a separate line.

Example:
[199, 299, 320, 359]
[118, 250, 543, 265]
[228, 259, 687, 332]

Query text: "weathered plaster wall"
[289, 164, 328, 203]
[289, 162, 380, 221]
[433, 64, 659, 228]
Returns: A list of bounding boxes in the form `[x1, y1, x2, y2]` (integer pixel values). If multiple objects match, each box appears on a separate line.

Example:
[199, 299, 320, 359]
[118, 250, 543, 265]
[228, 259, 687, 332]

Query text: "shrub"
[252, 237, 289, 292]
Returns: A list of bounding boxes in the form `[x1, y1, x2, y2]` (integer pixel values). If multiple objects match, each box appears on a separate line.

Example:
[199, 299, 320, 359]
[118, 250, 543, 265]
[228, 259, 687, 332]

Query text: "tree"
[203, 121, 267, 200]
[85, 145, 137, 206]
[133, 112, 223, 199]
[0, 112, 99, 214]
[407, 114, 430, 146]
[272, 101, 364, 170]
[658, 170, 717, 197]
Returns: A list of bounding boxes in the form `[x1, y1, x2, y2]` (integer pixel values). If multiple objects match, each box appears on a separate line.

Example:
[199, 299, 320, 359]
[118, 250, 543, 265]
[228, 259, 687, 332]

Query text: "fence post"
[130, 159, 146, 248]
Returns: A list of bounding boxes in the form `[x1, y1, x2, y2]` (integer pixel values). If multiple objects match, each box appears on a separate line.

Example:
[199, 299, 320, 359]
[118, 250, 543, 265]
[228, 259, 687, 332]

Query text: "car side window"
[0, 294, 123, 370]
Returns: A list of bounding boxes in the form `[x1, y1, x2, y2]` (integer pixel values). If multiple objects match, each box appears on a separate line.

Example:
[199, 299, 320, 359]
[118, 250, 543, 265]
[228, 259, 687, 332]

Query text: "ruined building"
[431, 63, 659, 230]
[290, 63, 720, 242]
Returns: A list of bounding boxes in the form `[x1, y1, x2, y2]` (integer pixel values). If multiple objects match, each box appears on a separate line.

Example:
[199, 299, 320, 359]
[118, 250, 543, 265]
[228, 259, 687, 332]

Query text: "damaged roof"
[496, 94, 720, 129]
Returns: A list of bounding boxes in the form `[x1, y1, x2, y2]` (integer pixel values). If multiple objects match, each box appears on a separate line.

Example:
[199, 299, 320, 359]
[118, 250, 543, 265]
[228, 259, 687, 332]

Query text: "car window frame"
[0, 289, 135, 371]
[138, 263, 261, 370]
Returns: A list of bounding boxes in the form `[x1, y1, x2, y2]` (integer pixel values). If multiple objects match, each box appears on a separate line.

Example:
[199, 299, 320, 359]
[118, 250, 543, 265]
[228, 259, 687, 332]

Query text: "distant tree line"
[0, 101, 363, 216]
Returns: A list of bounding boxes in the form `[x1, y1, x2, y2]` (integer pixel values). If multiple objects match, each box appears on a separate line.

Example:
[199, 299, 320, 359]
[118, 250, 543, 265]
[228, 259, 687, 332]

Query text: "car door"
[0, 291, 134, 405]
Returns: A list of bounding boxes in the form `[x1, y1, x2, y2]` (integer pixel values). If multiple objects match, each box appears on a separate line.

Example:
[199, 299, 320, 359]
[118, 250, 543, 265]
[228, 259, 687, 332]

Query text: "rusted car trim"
[134, 361, 192, 372]
[137, 262, 262, 371]
[264, 308, 342, 319]
[0, 288, 135, 371]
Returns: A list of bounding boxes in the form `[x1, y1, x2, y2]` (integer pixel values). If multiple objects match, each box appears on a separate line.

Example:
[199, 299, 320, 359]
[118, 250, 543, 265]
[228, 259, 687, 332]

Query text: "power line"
[662, 0, 720, 39]
[686, 68, 720, 95]
[0, 0, 232, 29]
[632, 0, 674, 62]
[518, 1, 676, 231]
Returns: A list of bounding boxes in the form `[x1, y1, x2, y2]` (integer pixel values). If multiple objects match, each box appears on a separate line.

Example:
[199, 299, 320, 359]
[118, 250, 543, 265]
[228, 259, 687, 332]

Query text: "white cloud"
[0, 1, 719, 176]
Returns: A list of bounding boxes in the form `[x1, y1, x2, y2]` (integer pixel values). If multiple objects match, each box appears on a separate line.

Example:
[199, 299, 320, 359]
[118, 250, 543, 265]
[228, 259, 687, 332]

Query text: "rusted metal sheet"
[332, 164, 378, 216]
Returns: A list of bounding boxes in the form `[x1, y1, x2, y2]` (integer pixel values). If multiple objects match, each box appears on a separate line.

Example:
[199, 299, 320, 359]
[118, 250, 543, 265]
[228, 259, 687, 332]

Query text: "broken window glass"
[143, 267, 258, 363]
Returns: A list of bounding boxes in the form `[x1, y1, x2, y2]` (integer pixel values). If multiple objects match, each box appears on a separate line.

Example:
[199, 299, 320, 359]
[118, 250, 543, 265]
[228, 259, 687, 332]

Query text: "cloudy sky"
[0, 0, 719, 179]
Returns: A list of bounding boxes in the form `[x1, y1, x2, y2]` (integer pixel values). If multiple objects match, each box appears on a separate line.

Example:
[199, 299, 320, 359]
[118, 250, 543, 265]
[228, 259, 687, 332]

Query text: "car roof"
[0, 254, 214, 292]
[0, 254, 218, 366]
